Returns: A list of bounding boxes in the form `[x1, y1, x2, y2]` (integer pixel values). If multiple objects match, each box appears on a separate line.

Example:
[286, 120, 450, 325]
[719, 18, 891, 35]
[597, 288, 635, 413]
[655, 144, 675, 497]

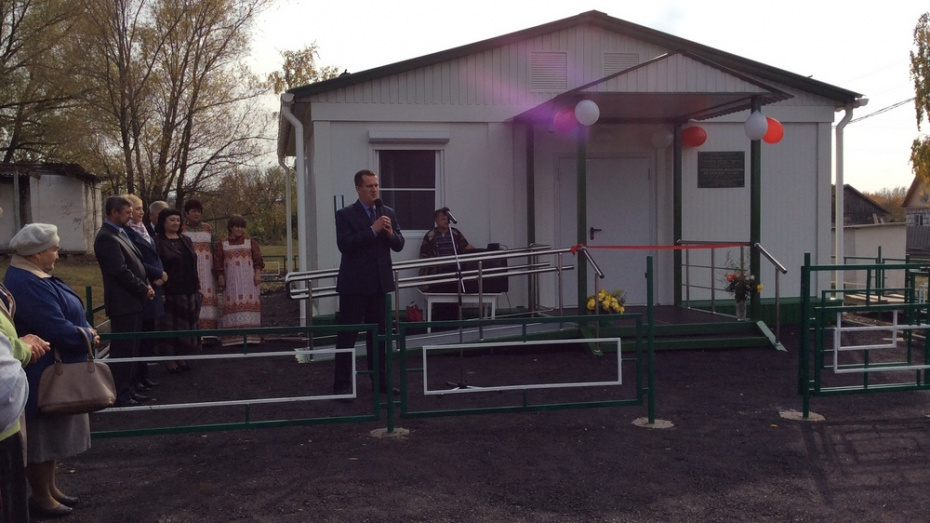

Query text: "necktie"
[367, 206, 375, 222]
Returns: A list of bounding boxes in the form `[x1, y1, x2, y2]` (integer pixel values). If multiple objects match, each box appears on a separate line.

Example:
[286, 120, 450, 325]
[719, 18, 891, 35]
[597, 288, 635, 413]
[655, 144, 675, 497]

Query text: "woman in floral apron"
[182, 199, 219, 339]
[213, 215, 264, 346]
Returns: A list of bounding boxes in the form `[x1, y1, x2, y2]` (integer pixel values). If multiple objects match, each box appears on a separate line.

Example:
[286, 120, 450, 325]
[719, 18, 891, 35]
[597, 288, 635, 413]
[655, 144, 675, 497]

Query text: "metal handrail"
[284, 245, 571, 300]
[754, 243, 787, 274]
[754, 243, 788, 348]
[677, 240, 750, 312]
[283, 245, 593, 345]
[676, 240, 789, 348]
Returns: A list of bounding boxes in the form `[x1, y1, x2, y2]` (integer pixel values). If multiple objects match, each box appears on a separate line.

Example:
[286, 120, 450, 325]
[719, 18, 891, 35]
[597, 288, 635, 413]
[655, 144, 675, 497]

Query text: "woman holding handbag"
[4, 223, 99, 519]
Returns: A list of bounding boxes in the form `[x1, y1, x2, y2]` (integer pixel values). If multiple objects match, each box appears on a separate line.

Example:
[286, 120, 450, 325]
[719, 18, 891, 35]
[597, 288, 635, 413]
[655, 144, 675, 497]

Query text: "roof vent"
[603, 53, 639, 76]
[530, 51, 567, 92]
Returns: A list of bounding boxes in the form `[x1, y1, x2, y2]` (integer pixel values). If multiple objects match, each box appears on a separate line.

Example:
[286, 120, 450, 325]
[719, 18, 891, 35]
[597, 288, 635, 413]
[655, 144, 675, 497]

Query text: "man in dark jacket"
[94, 195, 154, 406]
[332, 169, 405, 396]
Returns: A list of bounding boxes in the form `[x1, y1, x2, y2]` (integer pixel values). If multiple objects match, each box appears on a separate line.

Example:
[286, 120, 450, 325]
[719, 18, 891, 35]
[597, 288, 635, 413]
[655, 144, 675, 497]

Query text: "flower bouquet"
[723, 270, 763, 302]
[722, 259, 762, 321]
[586, 288, 625, 315]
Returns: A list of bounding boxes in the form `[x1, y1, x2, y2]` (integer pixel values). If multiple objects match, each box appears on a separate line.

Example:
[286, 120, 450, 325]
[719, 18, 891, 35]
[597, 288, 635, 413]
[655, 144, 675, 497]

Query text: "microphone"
[373, 198, 383, 218]
[443, 207, 458, 224]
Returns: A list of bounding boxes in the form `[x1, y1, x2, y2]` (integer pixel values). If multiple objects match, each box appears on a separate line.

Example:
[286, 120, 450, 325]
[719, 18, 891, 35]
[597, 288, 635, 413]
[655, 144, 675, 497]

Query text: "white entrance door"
[557, 157, 655, 306]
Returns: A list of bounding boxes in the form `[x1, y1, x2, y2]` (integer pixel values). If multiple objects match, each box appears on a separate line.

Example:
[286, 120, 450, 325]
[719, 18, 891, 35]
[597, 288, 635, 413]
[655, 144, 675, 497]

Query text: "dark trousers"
[333, 292, 387, 393]
[139, 317, 156, 382]
[0, 431, 28, 523]
[109, 313, 142, 398]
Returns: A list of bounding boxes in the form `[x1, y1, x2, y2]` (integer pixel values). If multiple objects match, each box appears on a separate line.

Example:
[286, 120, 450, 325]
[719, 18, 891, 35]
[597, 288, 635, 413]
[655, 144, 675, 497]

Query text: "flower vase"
[586, 308, 612, 328]
[735, 300, 747, 321]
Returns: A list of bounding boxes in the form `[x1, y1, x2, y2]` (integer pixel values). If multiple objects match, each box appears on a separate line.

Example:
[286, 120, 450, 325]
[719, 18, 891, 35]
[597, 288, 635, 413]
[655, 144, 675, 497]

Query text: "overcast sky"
[250, 0, 930, 193]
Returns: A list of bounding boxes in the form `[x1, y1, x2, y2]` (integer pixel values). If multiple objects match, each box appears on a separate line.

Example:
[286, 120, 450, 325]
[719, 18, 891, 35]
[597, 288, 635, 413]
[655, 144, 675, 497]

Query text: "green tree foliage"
[199, 165, 293, 244]
[0, 0, 82, 162]
[865, 186, 907, 222]
[265, 43, 341, 94]
[911, 13, 930, 184]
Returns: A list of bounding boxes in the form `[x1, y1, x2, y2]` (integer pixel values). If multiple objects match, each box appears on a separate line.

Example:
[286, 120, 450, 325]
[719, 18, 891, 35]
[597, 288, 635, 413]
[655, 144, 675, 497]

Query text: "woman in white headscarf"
[4, 223, 99, 518]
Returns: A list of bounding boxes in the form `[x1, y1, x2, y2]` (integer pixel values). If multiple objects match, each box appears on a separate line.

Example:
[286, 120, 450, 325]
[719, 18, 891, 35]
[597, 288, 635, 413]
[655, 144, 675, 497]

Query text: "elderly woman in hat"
[3, 223, 99, 518]
[0, 207, 50, 523]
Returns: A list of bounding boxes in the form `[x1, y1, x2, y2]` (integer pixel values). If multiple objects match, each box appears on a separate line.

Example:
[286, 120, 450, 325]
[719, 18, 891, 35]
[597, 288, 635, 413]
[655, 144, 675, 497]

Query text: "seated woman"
[154, 208, 201, 372]
[419, 207, 474, 262]
[3, 223, 99, 519]
[213, 215, 264, 346]
[419, 208, 475, 320]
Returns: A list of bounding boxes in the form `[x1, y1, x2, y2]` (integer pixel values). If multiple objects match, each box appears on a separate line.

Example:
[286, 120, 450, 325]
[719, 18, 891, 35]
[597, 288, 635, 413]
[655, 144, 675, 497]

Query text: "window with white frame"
[377, 150, 437, 231]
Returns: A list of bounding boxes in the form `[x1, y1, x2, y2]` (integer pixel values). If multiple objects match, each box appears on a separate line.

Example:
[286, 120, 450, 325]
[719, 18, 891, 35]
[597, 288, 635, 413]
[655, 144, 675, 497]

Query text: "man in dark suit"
[333, 169, 405, 396]
[94, 195, 155, 406]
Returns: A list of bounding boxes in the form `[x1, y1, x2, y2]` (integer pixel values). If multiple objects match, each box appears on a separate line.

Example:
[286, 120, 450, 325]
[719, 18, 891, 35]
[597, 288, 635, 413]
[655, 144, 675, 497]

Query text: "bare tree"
[70, 0, 272, 204]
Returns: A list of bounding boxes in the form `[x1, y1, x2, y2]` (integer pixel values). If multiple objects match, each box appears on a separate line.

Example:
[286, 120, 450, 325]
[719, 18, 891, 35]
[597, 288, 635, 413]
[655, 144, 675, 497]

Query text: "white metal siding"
[308, 25, 668, 114]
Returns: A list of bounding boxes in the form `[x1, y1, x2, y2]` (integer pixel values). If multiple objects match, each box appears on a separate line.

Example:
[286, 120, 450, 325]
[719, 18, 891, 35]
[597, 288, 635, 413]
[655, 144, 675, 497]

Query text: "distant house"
[0, 163, 101, 254]
[833, 184, 891, 225]
[902, 176, 930, 256]
[831, 184, 904, 290]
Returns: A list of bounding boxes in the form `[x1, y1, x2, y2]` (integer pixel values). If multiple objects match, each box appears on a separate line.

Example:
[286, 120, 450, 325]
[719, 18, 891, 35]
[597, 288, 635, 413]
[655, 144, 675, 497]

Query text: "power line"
[849, 98, 915, 123]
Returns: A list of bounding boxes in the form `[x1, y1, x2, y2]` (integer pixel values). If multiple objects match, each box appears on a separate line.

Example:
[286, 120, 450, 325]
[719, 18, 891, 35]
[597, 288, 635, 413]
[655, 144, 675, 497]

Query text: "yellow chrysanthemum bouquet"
[586, 288, 625, 314]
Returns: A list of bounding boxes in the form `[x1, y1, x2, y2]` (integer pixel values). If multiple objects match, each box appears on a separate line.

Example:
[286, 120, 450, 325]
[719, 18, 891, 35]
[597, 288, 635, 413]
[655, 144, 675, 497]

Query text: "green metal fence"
[799, 253, 930, 418]
[85, 256, 657, 438]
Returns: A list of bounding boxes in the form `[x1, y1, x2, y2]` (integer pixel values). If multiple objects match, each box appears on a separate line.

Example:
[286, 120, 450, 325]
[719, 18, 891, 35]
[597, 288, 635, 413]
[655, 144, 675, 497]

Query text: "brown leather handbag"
[37, 329, 116, 415]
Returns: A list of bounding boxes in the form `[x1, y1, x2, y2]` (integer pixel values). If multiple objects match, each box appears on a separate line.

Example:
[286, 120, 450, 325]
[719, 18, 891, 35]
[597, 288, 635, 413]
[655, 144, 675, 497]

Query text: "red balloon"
[553, 107, 578, 133]
[681, 126, 707, 147]
[763, 117, 784, 144]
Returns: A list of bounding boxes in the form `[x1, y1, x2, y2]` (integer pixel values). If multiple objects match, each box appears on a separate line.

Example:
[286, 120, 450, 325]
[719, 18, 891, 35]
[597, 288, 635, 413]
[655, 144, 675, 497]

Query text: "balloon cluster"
[553, 102, 785, 145]
[552, 100, 601, 132]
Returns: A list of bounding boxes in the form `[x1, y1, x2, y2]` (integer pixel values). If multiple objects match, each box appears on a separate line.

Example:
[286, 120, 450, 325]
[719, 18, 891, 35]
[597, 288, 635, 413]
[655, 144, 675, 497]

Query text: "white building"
[0, 163, 101, 254]
[277, 10, 865, 315]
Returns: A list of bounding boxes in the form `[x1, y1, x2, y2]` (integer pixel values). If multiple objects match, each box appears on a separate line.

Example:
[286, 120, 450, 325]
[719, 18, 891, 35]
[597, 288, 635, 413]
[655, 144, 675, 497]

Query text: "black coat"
[124, 225, 166, 319]
[93, 223, 150, 318]
[335, 200, 405, 295]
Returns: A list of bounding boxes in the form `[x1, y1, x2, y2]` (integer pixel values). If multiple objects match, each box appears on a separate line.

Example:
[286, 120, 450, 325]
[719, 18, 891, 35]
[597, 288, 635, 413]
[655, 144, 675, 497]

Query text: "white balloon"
[650, 130, 673, 149]
[744, 110, 768, 140]
[574, 100, 600, 126]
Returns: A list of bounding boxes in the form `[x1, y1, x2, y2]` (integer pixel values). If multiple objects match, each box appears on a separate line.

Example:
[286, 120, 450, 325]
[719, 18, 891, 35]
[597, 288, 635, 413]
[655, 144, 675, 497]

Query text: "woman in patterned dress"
[213, 215, 264, 346]
[182, 199, 219, 339]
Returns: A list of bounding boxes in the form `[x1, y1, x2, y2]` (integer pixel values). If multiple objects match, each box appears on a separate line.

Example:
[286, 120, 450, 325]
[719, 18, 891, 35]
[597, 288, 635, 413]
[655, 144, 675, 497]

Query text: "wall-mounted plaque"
[698, 151, 745, 188]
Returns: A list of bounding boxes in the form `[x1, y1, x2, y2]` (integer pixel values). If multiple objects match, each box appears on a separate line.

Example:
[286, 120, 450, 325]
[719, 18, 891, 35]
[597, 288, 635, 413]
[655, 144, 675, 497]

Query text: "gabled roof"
[903, 176, 927, 209]
[288, 10, 861, 105]
[513, 50, 792, 124]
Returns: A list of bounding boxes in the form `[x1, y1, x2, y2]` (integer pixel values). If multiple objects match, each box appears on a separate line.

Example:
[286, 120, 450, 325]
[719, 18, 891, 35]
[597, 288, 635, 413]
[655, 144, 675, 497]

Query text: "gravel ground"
[43, 298, 930, 523]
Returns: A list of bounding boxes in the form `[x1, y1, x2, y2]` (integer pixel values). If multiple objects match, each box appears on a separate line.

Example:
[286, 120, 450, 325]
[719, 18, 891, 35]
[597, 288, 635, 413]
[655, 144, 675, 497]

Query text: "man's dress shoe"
[129, 390, 151, 402]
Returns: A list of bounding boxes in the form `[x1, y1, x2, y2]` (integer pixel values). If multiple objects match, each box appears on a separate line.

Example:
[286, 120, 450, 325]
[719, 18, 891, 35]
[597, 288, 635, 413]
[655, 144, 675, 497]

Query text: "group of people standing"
[0, 195, 264, 521]
[98, 196, 265, 405]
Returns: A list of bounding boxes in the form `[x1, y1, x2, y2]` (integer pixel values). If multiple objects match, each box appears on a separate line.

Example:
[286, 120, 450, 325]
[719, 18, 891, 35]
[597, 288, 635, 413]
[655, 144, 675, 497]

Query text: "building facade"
[278, 11, 864, 314]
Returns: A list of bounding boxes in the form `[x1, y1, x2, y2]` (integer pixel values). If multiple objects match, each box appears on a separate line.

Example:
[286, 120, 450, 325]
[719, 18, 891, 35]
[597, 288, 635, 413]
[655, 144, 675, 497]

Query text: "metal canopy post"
[750, 98, 762, 320]
[576, 125, 588, 311]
